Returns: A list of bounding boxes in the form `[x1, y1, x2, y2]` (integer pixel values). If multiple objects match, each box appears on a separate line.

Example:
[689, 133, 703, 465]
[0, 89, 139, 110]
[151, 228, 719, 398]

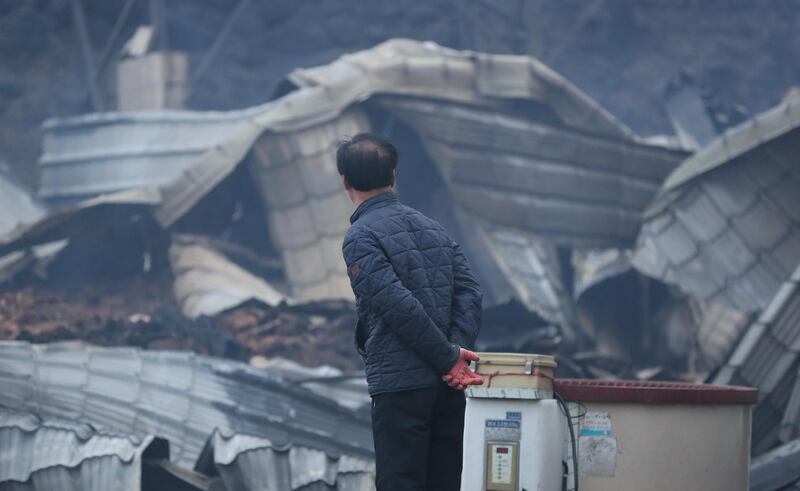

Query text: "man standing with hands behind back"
[338, 133, 484, 491]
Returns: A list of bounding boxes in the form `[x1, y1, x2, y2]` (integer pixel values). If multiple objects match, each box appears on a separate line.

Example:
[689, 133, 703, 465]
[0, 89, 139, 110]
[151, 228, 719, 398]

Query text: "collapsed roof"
[0, 36, 796, 475]
[0, 341, 373, 474]
[713, 264, 800, 454]
[634, 96, 800, 313]
[573, 248, 752, 372]
[27, 39, 685, 338]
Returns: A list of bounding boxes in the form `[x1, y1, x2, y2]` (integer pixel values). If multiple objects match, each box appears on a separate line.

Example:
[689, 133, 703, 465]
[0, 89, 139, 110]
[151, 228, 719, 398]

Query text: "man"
[338, 133, 484, 491]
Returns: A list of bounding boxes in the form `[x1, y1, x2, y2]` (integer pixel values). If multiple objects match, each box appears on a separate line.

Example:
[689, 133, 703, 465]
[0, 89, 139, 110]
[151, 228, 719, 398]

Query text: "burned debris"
[0, 38, 798, 489]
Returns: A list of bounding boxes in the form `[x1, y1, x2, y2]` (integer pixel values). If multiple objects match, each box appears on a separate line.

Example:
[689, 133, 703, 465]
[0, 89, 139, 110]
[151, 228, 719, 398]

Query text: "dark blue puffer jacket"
[342, 191, 482, 395]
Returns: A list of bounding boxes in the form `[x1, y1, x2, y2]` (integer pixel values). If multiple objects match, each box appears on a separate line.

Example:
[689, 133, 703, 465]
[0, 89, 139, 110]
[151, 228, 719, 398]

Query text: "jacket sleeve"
[343, 230, 460, 375]
[450, 242, 483, 350]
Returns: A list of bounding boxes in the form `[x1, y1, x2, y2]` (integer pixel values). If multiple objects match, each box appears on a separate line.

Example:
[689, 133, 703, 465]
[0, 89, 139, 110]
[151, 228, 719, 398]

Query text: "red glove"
[442, 348, 484, 390]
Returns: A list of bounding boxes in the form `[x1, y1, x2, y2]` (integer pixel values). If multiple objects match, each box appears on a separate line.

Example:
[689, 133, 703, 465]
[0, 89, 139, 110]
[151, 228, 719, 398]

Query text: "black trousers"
[371, 384, 466, 491]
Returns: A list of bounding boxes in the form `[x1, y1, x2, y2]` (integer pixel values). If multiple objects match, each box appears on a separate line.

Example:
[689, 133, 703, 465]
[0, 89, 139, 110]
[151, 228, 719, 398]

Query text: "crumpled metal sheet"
[0, 342, 374, 470]
[750, 438, 800, 491]
[42, 38, 633, 226]
[0, 171, 48, 283]
[0, 171, 44, 238]
[285, 39, 632, 139]
[573, 249, 635, 299]
[477, 224, 578, 337]
[38, 106, 269, 205]
[155, 38, 652, 299]
[573, 248, 751, 368]
[713, 264, 800, 454]
[0, 406, 167, 491]
[250, 357, 370, 412]
[169, 234, 285, 318]
[208, 430, 374, 491]
[664, 97, 800, 191]
[634, 97, 800, 313]
[380, 97, 685, 247]
[0, 187, 161, 257]
[247, 107, 368, 301]
[33, 38, 679, 304]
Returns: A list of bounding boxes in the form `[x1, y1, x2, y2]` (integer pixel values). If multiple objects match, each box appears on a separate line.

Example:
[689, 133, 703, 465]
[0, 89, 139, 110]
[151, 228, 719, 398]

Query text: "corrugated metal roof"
[207, 430, 374, 491]
[155, 38, 673, 300]
[35, 38, 685, 303]
[573, 248, 751, 369]
[285, 39, 632, 139]
[380, 97, 684, 247]
[713, 264, 800, 453]
[0, 342, 374, 471]
[247, 107, 367, 301]
[0, 406, 167, 491]
[170, 234, 286, 318]
[250, 357, 370, 412]
[665, 97, 800, 191]
[477, 224, 578, 335]
[633, 97, 800, 313]
[45, 38, 634, 219]
[38, 106, 270, 204]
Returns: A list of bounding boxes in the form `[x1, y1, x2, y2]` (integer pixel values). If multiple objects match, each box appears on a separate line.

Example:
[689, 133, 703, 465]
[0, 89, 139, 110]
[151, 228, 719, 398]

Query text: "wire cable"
[554, 391, 579, 491]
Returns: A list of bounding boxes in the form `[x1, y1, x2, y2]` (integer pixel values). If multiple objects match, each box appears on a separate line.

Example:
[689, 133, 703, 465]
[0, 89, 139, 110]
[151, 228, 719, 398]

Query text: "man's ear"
[390, 169, 397, 187]
[342, 175, 352, 190]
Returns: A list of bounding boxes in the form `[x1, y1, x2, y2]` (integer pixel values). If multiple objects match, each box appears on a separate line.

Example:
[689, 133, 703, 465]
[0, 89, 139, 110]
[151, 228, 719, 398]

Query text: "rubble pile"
[0, 274, 177, 344]
[214, 300, 362, 372]
[0, 275, 362, 371]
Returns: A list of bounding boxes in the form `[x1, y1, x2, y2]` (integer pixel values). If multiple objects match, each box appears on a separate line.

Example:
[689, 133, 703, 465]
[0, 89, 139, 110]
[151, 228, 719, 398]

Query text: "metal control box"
[485, 442, 519, 491]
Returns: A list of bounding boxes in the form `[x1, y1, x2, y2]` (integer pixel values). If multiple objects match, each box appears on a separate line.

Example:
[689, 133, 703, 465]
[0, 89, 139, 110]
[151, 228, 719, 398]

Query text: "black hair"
[336, 133, 398, 192]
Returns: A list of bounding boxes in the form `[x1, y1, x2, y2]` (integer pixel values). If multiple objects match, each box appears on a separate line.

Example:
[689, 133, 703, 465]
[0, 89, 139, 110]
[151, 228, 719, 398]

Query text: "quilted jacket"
[342, 191, 482, 395]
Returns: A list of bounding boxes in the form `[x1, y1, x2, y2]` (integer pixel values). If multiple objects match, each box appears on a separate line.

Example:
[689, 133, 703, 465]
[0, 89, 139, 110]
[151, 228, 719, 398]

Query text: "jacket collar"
[350, 191, 398, 224]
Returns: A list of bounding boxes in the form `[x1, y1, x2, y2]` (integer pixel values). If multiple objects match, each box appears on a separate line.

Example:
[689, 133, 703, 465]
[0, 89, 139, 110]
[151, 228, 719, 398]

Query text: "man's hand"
[442, 348, 484, 390]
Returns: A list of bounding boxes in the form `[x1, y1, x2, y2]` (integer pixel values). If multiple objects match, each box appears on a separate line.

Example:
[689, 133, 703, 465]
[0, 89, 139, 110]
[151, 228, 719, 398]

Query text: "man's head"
[337, 133, 397, 203]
